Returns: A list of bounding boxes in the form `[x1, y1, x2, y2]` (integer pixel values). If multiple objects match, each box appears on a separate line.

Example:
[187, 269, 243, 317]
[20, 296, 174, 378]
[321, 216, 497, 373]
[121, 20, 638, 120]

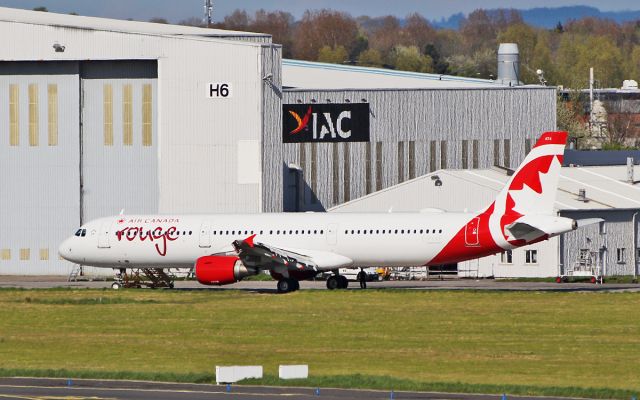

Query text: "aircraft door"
[465, 217, 480, 246]
[327, 224, 338, 246]
[98, 220, 113, 248]
[199, 221, 211, 248]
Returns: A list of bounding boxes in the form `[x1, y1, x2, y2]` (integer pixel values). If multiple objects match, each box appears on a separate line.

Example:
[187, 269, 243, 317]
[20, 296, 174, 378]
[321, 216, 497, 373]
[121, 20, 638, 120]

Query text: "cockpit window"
[75, 229, 82, 237]
[81, 229, 87, 237]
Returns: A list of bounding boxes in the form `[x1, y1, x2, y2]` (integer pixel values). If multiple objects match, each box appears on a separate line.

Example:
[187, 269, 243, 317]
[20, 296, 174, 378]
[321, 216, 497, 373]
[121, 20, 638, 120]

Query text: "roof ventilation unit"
[497, 43, 521, 87]
[577, 188, 588, 202]
[627, 157, 635, 183]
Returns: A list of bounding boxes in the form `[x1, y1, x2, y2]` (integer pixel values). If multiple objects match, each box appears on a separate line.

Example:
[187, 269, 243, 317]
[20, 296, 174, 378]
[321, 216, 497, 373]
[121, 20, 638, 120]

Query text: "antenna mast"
[204, 0, 213, 26]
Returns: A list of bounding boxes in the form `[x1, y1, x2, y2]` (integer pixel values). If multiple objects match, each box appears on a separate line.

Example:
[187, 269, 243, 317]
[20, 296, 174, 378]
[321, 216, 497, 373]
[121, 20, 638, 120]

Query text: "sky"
[0, 0, 638, 22]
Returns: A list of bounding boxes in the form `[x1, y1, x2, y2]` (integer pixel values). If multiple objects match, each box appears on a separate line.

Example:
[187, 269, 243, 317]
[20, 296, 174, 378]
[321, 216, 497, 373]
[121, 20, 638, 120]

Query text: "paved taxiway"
[0, 275, 638, 292]
[0, 378, 604, 400]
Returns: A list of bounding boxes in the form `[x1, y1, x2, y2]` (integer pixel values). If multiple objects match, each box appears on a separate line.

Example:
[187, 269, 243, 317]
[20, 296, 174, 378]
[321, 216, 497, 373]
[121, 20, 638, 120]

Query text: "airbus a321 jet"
[59, 131, 599, 292]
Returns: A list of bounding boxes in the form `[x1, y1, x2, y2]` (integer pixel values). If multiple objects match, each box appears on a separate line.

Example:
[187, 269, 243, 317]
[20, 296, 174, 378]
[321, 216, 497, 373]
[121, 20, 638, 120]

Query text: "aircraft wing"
[231, 234, 353, 273]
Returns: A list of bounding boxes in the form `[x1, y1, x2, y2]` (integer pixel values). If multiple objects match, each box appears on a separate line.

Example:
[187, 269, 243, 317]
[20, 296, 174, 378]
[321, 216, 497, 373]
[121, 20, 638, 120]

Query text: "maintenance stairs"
[112, 268, 176, 289]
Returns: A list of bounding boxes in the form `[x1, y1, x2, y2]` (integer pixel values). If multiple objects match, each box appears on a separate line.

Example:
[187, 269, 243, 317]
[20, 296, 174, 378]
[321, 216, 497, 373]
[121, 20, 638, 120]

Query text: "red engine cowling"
[195, 256, 254, 285]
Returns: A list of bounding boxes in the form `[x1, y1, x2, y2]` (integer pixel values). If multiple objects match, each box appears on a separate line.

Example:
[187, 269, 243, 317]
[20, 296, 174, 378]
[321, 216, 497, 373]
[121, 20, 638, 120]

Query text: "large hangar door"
[0, 61, 80, 274]
[80, 61, 159, 222]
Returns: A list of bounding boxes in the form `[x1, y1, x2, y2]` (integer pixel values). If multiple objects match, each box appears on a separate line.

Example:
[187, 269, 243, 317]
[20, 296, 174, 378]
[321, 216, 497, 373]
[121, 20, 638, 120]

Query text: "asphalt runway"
[0, 378, 599, 400]
[0, 275, 639, 292]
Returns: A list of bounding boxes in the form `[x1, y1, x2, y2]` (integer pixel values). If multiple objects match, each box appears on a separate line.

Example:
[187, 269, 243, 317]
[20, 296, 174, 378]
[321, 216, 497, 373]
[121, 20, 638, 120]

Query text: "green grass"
[0, 289, 639, 398]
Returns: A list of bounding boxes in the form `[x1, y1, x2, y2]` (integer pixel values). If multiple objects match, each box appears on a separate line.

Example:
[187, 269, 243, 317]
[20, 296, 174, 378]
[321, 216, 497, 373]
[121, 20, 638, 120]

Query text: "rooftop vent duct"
[497, 43, 521, 87]
[578, 188, 588, 202]
[628, 157, 635, 183]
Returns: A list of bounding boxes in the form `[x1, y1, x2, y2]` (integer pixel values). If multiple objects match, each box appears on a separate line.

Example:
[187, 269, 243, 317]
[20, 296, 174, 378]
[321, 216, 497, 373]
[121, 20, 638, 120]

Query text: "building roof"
[564, 150, 640, 166]
[330, 165, 640, 213]
[0, 7, 271, 40]
[282, 59, 547, 90]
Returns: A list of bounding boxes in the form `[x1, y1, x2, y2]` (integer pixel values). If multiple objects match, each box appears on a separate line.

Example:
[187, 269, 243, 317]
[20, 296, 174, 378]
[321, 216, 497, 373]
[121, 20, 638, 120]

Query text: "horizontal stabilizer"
[505, 214, 577, 241]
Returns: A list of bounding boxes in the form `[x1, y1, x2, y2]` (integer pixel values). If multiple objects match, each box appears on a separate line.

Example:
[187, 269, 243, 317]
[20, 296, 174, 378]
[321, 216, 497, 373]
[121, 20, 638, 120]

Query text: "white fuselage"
[59, 212, 476, 270]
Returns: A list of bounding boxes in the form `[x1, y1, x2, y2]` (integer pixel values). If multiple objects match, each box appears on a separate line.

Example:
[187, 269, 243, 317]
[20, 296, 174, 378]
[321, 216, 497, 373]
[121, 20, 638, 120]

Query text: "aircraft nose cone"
[58, 238, 74, 261]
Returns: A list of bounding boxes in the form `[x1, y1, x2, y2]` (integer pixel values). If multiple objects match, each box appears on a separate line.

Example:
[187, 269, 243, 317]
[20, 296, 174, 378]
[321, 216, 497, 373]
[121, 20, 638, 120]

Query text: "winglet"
[244, 234, 257, 248]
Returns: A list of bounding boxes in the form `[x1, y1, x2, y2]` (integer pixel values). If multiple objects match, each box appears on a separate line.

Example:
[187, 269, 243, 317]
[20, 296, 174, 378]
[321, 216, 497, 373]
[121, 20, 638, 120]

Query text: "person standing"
[358, 268, 367, 289]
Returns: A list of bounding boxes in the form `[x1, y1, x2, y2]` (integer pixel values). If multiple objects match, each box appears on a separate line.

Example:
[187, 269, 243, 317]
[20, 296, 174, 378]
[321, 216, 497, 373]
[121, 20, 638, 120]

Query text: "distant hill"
[432, 6, 640, 29]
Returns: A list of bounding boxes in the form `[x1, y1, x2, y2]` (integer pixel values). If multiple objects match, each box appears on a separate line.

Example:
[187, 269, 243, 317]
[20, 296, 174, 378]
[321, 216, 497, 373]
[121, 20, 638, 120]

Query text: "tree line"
[32, 5, 640, 89]
[189, 8, 640, 89]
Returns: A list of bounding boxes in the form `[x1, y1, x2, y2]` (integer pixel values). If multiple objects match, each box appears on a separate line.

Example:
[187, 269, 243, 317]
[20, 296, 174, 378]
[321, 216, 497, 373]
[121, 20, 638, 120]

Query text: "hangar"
[272, 59, 556, 212]
[1, 8, 557, 275]
[0, 7, 278, 274]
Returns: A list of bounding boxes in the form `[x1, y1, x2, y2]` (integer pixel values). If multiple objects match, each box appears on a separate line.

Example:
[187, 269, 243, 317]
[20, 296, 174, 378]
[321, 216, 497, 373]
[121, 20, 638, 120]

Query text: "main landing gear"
[277, 278, 300, 293]
[326, 274, 348, 290]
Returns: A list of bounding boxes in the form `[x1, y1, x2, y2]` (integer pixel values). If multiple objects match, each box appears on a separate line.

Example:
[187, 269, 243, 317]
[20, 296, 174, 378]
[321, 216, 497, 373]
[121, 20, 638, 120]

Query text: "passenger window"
[321, 230, 324, 234]
[260, 230, 263, 234]
[439, 229, 442, 233]
[189, 231, 192, 235]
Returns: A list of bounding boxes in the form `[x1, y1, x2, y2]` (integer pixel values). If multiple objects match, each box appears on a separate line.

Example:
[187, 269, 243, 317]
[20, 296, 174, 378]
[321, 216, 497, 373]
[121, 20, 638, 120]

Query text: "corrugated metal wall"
[0, 63, 80, 274]
[560, 209, 640, 276]
[263, 87, 556, 212]
[261, 45, 283, 212]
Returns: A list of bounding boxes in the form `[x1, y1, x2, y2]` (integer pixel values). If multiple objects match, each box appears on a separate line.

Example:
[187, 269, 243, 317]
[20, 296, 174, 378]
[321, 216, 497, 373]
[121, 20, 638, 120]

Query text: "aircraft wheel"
[111, 282, 121, 290]
[338, 275, 349, 289]
[277, 279, 294, 293]
[326, 276, 339, 290]
[168, 282, 175, 289]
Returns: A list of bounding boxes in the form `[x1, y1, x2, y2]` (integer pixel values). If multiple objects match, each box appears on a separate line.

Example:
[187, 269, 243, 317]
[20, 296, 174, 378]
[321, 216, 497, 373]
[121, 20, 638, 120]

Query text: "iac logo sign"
[282, 103, 370, 143]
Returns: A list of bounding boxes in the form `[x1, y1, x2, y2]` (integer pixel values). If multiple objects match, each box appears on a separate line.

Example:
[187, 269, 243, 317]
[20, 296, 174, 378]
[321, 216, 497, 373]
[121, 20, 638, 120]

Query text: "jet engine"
[195, 255, 256, 285]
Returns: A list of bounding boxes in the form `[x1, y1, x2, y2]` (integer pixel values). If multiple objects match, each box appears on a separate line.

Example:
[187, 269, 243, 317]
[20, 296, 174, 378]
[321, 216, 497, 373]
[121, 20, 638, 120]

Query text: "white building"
[0, 8, 278, 274]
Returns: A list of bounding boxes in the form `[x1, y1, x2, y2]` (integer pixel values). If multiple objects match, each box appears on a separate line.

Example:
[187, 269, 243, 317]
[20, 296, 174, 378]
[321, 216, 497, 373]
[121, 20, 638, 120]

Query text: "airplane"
[59, 131, 599, 292]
